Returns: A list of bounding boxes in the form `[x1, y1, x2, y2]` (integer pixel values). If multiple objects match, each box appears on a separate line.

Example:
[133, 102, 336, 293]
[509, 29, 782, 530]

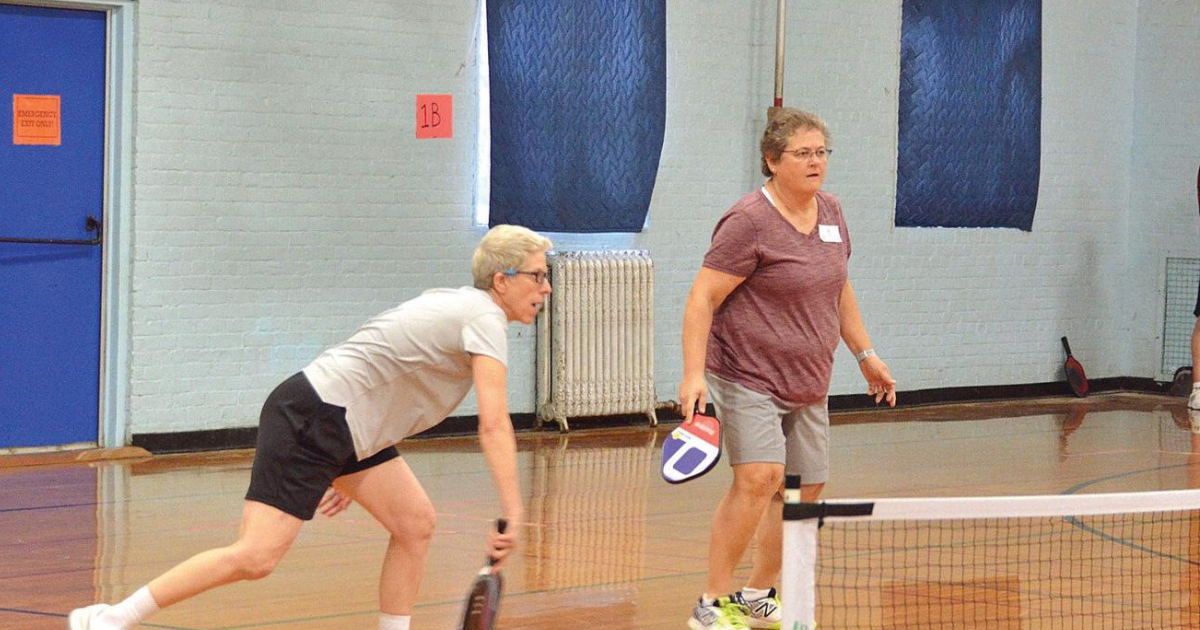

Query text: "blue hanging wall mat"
[895, 0, 1042, 230]
[487, 0, 666, 233]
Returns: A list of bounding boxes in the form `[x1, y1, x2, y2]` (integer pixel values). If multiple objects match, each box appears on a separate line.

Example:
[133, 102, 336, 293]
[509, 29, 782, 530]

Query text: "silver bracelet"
[855, 348, 876, 363]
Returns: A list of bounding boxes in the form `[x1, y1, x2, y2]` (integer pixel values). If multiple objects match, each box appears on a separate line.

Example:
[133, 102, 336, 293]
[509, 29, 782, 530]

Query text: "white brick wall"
[126, 0, 1198, 435]
[1127, 0, 1200, 377]
[131, 0, 483, 432]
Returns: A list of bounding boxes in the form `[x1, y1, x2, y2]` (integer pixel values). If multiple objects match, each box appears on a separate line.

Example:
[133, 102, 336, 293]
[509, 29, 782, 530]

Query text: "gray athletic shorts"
[706, 372, 830, 484]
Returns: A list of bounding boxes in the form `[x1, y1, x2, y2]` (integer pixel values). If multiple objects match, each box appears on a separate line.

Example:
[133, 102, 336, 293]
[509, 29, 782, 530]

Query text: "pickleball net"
[781, 482, 1200, 630]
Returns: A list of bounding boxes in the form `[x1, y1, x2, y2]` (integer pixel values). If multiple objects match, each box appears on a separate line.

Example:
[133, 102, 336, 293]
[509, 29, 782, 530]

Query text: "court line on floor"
[1061, 461, 1199, 567]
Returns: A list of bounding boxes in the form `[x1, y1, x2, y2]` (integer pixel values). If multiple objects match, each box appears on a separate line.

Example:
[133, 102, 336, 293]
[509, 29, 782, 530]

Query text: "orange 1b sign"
[415, 94, 452, 139]
[13, 94, 61, 146]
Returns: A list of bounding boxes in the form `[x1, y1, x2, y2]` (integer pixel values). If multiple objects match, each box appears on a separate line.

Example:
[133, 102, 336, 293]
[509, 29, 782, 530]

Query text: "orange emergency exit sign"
[13, 94, 61, 146]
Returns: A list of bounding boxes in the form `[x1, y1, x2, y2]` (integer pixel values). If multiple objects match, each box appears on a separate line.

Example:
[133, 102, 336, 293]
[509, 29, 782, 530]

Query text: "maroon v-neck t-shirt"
[703, 188, 851, 406]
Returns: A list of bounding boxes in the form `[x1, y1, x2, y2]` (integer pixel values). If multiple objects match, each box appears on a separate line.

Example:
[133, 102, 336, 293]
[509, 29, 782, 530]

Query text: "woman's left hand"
[860, 355, 897, 407]
[317, 486, 354, 517]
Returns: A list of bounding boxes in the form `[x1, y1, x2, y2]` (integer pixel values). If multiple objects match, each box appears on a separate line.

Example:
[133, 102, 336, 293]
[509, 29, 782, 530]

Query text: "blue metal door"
[0, 5, 107, 448]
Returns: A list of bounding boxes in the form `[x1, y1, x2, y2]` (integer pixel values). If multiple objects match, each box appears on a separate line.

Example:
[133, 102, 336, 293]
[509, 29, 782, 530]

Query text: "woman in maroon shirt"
[679, 109, 896, 630]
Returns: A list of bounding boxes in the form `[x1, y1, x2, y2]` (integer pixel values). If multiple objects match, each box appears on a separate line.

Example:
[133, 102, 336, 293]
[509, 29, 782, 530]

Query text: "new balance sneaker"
[688, 596, 751, 630]
[731, 588, 782, 629]
[67, 604, 111, 630]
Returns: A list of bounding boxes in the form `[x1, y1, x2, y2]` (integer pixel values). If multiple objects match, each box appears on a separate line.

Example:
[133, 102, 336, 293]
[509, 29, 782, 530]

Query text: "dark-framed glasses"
[505, 269, 549, 284]
[781, 148, 832, 162]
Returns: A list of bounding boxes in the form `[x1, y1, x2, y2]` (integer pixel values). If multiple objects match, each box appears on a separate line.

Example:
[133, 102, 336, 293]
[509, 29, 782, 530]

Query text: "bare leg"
[746, 482, 824, 590]
[1191, 317, 1200, 385]
[704, 462, 784, 596]
[147, 500, 303, 607]
[333, 456, 435, 615]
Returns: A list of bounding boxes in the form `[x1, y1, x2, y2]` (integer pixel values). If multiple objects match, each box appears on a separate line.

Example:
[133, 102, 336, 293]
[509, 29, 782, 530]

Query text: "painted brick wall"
[127, 0, 1195, 435]
[131, 0, 484, 432]
[1127, 0, 1200, 378]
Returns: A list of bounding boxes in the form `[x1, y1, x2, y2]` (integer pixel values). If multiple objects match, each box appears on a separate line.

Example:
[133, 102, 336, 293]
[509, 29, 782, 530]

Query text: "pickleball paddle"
[458, 519, 507, 630]
[1061, 336, 1089, 398]
[662, 405, 722, 484]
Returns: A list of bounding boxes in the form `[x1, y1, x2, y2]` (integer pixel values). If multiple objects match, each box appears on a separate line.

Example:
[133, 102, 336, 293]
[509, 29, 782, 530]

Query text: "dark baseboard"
[421, 412, 541, 437]
[132, 426, 259, 454]
[130, 377, 1171, 454]
[827, 376, 1167, 411]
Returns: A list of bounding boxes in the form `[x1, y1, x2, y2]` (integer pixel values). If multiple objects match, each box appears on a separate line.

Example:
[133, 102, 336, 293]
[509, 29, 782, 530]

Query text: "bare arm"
[838, 280, 896, 406]
[680, 267, 746, 421]
[838, 279, 872, 355]
[472, 354, 522, 563]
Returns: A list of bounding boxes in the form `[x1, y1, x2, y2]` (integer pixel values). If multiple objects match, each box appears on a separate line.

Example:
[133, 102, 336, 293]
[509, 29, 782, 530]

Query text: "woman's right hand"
[487, 519, 519, 571]
[678, 373, 708, 423]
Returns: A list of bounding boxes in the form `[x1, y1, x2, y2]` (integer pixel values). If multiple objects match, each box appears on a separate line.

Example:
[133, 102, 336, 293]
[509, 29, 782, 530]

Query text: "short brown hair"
[760, 108, 831, 177]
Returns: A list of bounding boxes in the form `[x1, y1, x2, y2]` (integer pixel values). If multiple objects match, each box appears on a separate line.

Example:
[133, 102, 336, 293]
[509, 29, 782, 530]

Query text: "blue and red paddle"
[662, 405, 722, 484]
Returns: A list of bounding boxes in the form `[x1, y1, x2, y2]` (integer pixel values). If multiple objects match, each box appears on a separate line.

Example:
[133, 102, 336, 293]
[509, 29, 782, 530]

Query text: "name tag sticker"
[818, 224, 842, 243]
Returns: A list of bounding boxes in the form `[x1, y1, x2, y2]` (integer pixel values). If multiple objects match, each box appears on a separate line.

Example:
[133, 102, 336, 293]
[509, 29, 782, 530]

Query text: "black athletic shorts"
[1194, 273, 1200, 317]
[245, 372, 399, 520]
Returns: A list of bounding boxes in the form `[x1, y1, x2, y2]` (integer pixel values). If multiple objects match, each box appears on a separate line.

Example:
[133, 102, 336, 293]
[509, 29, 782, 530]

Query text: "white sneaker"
[1188, 387, 1200, 410]
[731, 589, 782, 629]
[688, 596, 751, 630]
[67, 604, 110, 630]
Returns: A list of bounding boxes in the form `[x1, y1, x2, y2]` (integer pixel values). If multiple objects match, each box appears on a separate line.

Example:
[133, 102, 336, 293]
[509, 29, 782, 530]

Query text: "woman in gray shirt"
[69, 225, 553, 630]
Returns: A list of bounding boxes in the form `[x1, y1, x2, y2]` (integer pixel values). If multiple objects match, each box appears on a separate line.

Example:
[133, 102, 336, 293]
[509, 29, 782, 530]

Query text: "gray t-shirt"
[303, 287, 508, 460]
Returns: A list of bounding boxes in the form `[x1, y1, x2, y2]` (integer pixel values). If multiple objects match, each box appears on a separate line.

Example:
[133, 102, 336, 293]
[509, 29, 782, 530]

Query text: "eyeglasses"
[781, 148, 832, 162]
[505, 269, 550, 284]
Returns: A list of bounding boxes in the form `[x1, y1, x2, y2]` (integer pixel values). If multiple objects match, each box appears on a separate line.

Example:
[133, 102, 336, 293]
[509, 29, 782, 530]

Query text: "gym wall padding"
[487, 0, 666, 233]
[895, 0, 1042, 231]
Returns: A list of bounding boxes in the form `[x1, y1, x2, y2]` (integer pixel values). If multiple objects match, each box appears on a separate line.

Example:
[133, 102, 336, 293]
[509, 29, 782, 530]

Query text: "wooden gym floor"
[1, 392, 1197, 629]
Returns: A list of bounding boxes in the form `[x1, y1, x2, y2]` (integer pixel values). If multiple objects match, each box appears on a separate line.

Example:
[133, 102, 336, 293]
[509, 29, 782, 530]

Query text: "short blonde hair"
[472, 225, 554, 289]
[760, 108, 831, 177]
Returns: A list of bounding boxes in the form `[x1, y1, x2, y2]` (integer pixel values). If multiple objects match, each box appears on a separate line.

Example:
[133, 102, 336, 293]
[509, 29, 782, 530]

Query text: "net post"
[782, 474, 817, 630]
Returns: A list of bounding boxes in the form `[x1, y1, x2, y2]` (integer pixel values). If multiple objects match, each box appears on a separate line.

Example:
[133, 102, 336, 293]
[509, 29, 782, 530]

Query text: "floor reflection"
[1, 392, 1198, 629]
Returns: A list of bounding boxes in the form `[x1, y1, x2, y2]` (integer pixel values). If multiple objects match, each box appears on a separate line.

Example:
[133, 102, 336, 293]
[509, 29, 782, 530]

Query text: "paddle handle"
[1061, 336, 1072, 357]
[689, 400, 702, 422]
[487, 519, 508, 567]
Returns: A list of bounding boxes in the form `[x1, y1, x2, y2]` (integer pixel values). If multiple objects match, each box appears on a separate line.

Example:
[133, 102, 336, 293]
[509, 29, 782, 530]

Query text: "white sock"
[1191, 383, 1200, 390]
[741, 587, 772, 601]
[700, 593, 717, 606]
[379, 613, 411, 630]
[96, 586, 159, 629]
